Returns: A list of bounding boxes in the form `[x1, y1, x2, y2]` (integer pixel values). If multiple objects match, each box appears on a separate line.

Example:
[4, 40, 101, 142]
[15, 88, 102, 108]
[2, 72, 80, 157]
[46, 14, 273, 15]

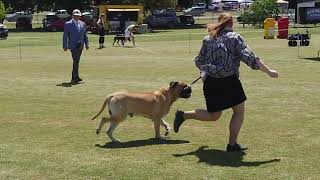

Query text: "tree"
[35, 0, 55, 12]
[1, 0, 177, 15]
[2, 0, 92, 13]
[95, 0, 177, 11]
[54, 0, 92, 13]
[144, 0, 177, 11]
[2, 0, 37, 12]
[177, 0, 193, 9]
[241, 0, 279, 26]
[0, 1, 7, 23]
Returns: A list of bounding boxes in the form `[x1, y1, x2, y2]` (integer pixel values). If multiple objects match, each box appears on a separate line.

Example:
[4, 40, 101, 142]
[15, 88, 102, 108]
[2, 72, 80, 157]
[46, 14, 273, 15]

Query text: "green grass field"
[0, 23, 320, 179]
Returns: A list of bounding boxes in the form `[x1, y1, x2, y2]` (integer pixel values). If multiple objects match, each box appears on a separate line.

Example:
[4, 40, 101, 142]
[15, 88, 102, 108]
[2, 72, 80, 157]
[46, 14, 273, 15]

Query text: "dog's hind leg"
[161, 119, 171, 137]
[113, 37, 117, 46]
[107, 121, 121, 143]
[96, 117, 110, 135]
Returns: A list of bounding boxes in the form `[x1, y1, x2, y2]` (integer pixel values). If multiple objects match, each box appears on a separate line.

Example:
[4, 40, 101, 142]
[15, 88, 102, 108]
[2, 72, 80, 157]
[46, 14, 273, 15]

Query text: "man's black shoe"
[71, 80, 79, 85]
[71, 78, 82, 84]
[174, 110, 185, 133]
[226, 143, 248, 152]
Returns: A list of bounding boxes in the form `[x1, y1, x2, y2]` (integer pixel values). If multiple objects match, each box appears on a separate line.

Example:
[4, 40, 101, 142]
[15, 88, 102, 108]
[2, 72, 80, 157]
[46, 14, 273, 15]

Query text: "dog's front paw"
[112, 139, 121, 143]
[165, 131, 170, 137]
[96, 128, 100, 135]
[165, 128, 171, 137]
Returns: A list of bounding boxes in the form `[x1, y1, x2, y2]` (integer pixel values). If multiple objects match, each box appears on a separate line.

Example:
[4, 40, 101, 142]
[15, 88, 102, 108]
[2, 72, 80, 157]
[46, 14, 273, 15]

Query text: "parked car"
[222, 3, 233, 10]
[55, 10, 70, 19]
[177, 15, 195, 25]
[208, 3, 219, 11]
[145, 10, 195, 28]
[16, 17, 32, 31]
[81, 11, 95, 30]
[240, 2, 253, 9]
[183, 7, 206, 16]
[196, 3, 207, 9]
[288, 12, 295, 22]
[273, 14, 281, 21]
[5, 11, 33, 22]
[82, 11, 93, 19]
[0, 23, 9, 40]
[43, 15, 65, 31]
[145, 11, 180, 28]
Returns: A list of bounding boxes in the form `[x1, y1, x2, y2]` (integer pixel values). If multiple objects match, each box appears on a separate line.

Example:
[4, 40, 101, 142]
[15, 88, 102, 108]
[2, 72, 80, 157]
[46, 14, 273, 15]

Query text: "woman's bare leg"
[132, 36, 136, 46]
[228, 102, 245, 145]
[184, 109, 222, 121]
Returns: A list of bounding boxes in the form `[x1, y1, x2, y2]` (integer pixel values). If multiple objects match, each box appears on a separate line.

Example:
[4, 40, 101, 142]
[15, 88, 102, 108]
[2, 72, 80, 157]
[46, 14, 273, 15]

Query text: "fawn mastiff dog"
[91, 81, 192, 142]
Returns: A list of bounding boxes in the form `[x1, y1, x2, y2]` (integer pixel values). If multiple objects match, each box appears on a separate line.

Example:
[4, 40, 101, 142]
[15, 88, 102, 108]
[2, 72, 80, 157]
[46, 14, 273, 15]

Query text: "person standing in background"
[97, 13, 105, 49]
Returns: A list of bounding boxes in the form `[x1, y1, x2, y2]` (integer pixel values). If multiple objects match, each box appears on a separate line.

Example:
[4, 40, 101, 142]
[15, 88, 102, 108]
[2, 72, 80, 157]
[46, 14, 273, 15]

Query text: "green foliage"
[2, 0, 92, 13]
[144, 0, 177, 10]
[35, 0, 55, 12]
[2, 0, 37, 12]
[54, 0, 91, 13]
[0, 0, 10, 22]
[0, 28, 320, 179]
[0, 1, 5, 22]
[105, 0, 177, 10]
[2, 0, 177, 13]
[241, 0, 279, 25]
[177, 0, 193, 9]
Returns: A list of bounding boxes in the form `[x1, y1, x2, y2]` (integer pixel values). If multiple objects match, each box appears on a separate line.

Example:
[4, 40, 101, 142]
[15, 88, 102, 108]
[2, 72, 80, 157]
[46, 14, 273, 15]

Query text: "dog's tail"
[91, 95, 113, 120]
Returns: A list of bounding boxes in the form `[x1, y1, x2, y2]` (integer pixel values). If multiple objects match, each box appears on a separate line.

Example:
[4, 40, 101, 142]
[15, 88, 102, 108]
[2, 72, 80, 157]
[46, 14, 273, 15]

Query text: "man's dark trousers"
[71, 46, 83, 81]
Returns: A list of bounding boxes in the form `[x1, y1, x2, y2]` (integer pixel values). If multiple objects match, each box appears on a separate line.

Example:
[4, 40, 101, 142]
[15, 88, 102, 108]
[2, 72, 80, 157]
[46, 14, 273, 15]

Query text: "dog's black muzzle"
[180, 86, 192, 98]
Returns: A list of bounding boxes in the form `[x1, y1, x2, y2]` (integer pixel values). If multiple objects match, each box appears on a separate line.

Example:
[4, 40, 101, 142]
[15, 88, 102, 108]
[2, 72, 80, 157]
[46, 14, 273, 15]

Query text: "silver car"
[208, 3, 220, 11]
[183, 7, 206, 16]
[0, 23, 9, 40]
[5, 11, 33, 22]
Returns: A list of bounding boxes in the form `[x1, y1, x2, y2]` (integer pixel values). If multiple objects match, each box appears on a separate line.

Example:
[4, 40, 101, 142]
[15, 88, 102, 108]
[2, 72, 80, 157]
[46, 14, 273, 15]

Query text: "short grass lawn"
[0, 25, 319, 179]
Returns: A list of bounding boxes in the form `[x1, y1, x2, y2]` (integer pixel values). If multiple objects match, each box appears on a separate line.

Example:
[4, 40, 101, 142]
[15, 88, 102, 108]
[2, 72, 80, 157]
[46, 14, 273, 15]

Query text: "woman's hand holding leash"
[200, 71, 207, 82]
[190, 71, 207, 86]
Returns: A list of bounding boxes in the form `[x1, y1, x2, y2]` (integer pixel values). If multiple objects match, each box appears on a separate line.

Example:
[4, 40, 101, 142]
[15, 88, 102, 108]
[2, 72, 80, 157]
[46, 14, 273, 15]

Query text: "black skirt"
[99, 37, 105, 44]
[99, 28, 105, 44]
[203, 74, 247, 112]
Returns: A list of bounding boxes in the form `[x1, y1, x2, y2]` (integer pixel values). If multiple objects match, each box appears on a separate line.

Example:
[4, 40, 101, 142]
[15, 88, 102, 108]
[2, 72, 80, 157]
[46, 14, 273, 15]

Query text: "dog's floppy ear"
[170, 81, 179, 88]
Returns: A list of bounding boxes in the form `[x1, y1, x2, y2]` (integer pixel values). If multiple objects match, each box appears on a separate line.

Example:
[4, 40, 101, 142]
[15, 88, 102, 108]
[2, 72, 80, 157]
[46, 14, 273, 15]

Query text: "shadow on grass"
[120, 45, 136, 48]
[95, 138, 190, 149]
[8, 28, 57, 33]
[56, 82, 84, 87]
[173, 146, 281, 167]
[302, 57, 320, 61]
